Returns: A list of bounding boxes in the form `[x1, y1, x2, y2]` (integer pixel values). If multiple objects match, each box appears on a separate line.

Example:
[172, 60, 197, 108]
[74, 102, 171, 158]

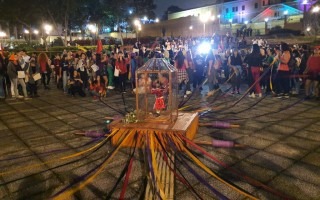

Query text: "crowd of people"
[0, 34, 319, 101]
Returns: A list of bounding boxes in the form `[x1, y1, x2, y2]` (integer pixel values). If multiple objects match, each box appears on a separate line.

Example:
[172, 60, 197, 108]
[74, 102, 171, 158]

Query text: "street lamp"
[200, 14, 210, 36]
[229, 18, 232, 30]
[311, 6, 319, 41]
[134, 19, 142, 41]
[43, 24, 52, 50]
[43, 24, 52, 35]
[33, 29, 39, 35]
[306, 27, 311, 32]
[155, 18, 159, 23]
[0, 31, 6, 47]
[189, 26, 193, 30]
[24, 29, 30, 42]
[264, 18, 269, 35]
[87, 24, 98, 45]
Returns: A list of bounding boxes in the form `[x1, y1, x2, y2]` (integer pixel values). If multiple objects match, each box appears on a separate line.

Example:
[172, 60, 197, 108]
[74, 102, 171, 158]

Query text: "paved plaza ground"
[0, 83, 319, 200]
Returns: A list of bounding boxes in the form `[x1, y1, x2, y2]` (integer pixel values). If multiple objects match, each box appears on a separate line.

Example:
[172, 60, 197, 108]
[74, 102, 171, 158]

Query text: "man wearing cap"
[7, 54, 30, 100]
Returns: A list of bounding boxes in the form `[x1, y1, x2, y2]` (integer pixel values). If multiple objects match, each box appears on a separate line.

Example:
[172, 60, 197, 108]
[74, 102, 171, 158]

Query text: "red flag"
[96, 39, 103, 54]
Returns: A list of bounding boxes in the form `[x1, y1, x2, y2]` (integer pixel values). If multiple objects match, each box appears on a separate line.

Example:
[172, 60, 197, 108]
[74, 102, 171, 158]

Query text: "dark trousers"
[28, 82, 38, 96]
[41, 73, 51, 87]
[119, 73, 127, 92]
[193, 70, 204, 88]
[69, 85, 86, 97]
[277, 70, 290, 94]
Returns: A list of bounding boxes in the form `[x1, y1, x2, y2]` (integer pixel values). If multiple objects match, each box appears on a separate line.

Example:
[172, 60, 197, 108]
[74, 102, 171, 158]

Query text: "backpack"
[287, 53, 297, 71]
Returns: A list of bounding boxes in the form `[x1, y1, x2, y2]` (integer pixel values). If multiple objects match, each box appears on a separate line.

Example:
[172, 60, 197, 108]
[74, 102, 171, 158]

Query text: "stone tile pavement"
[0, 84, 319, 200]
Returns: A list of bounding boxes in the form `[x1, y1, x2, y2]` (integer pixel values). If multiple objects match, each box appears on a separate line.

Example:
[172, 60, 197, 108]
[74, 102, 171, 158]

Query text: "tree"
[132, 0, 157, 19]
[0, 0, 44, 37]
[161, 5, 183, 20]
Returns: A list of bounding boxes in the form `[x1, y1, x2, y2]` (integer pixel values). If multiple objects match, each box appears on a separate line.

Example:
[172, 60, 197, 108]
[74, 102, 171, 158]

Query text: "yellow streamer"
[150, 133, 167, 200]
[54, 130, 135, 200]
[0, 130, 119, 176]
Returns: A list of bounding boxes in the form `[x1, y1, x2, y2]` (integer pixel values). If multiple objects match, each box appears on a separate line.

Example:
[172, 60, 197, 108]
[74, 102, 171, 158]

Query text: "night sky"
[154, 0, 216, 17]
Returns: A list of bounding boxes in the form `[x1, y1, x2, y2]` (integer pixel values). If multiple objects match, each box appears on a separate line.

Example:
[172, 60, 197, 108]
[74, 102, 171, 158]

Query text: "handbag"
[18, 71, 25, 78]
[33, 73, 41, 81]
[114, 68, 120, 77]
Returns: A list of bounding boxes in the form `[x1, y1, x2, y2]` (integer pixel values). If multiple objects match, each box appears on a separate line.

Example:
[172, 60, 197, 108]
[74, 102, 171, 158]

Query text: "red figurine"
[151, 82, 166, 114]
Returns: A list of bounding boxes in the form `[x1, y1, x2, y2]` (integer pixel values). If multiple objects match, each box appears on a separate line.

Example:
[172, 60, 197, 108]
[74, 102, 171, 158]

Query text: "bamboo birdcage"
[135, 58, 178, 124]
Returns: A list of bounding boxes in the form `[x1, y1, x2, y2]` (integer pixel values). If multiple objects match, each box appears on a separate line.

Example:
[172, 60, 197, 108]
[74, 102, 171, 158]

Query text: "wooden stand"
[110, 112, 199, 151]
[110, 112, 198, 199]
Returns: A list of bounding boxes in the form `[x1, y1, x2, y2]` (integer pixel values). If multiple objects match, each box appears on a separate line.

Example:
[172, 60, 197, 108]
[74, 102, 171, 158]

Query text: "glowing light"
[210, 15, 215, 21]
[306, 27, 311, 31]
[129, 10, 133, 14]
[87, 24, 97, 33]
[197, 42, 211, 54]
[228, 19, 232, 23]
[134, 19, 140, 26]
[143, 16, 148, 21]
[200, 15, 208, 23]
[312, 6, 320, 13]
[33, 30, 39, 35]
[189, 26, 193, 30]
[217, 15, 221, 18]
[284, 10, 288, 15]
[43, 24, 52, 34]
[244, 20, 248, 24]
[264, 18, 269, 22]
[155, 18, 159, 23]
[0, 31, 6, 37]
[302, 0, 308, 4]
[24, 29, 29, 34]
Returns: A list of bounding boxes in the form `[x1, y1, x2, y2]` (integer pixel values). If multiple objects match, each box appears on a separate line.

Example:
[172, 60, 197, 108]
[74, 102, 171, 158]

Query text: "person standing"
[244, 44, 264, 98]
[277, 42, 291, 98]
[192, 51, 205, 90]
[304, 47, 320, 99]
[174, 50, 191, 96]
[7, 54, 30, 99]
[38, 52, 51, 90]
[228, 48, 243, 94]
[77, 53, 89, 90]
[115, 51, 128, 93]
[206, 50, 218, 94]
[27, 59, 40, 97]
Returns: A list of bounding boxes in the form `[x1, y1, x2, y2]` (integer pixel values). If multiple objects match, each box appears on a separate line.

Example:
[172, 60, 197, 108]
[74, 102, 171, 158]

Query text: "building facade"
[139, 0, 318, 38]
[168, 0, 315, 23]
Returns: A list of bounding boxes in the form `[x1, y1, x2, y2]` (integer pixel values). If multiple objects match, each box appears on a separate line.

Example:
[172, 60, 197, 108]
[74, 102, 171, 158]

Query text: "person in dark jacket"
[244, 44, 264, 98]
[7, 54, 30, 99]
[27, 59, 40, 97]
[228, 48, 243, 94]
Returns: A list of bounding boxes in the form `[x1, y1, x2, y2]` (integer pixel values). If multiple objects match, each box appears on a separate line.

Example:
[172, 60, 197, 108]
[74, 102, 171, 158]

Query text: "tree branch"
[15, 17, 31, 28]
